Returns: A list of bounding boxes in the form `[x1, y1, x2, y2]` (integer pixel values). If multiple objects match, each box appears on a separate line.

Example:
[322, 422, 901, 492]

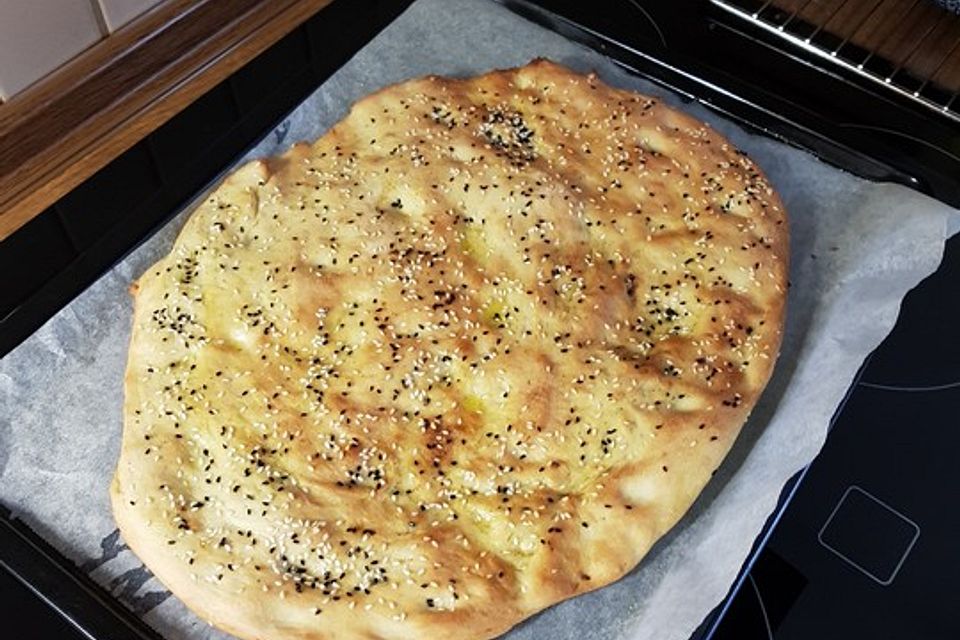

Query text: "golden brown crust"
[112, 59, 788, 640]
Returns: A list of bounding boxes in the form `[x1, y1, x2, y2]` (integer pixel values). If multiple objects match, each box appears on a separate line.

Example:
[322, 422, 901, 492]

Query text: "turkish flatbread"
[112, 59, 788, 640]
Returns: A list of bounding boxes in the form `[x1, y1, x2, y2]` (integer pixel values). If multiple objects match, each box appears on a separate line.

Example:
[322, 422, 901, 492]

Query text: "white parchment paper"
[2, 1, 958, 639]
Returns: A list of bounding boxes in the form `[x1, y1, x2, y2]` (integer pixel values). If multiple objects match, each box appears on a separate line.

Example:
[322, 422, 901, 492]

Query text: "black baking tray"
[3, 1, 958, 638]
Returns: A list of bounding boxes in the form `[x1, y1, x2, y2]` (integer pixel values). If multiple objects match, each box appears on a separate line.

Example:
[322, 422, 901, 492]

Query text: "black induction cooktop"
[705, 233, 960, 640]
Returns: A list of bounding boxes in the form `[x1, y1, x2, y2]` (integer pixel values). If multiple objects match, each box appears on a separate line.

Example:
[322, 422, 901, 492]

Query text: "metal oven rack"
[712, 0, 960, 121]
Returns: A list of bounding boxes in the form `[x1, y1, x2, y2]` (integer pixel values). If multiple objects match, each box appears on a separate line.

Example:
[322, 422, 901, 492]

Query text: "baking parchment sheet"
[2, 0, 958, 638]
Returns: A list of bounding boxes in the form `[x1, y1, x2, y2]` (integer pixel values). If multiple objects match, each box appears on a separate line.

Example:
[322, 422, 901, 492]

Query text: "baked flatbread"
[112, 60, 788, 639]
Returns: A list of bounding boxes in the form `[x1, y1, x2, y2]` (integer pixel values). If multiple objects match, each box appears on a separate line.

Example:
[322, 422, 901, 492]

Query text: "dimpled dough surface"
[112, 60, 788, 640]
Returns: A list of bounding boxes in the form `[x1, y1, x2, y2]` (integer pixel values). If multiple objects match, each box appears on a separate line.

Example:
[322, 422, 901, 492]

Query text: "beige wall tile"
[0, 0, 103, 99]
[96, 0, 160, 33]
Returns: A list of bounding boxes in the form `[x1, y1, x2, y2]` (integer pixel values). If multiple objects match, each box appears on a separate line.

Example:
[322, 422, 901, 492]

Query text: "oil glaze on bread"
[112, 60, 788, 640]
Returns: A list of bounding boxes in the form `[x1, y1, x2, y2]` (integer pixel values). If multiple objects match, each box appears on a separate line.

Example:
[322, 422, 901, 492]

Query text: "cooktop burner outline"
[858, 380, 960, 393]
[747, 574, 775, 640]
[622, 0, 667, 47]
[816, 485, 920, 587]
